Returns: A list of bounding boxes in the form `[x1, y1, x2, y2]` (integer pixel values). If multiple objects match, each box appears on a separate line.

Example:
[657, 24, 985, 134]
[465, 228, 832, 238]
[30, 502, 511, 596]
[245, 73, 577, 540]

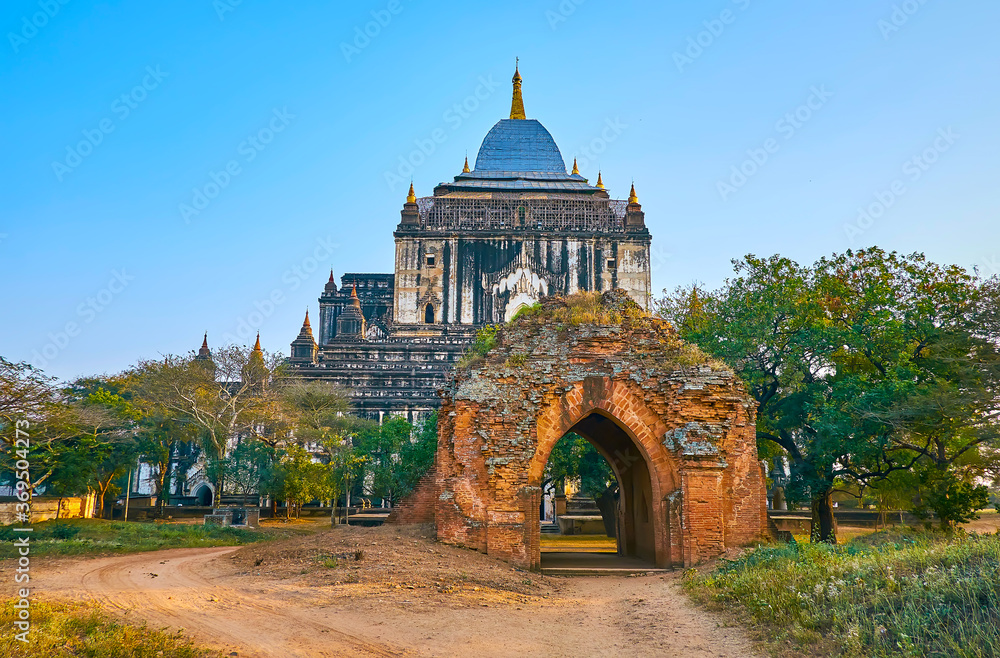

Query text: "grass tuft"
[0, 518, 274, 559]
[685, 529, 1000, 657]
[0, 598, 221, 657]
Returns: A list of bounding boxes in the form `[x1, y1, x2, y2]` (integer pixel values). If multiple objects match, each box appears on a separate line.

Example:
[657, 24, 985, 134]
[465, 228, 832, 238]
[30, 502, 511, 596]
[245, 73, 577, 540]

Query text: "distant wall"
[0, 494, 97, 525]
[387, 466, 437, 525]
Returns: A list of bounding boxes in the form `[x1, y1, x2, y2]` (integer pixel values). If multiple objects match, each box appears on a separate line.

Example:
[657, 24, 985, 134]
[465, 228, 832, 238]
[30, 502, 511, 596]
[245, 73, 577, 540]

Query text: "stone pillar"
[680, 465, 725, 566]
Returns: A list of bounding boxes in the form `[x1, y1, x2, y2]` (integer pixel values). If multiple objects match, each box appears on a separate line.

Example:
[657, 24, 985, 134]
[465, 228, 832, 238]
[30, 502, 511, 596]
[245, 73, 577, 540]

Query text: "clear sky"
[2, 0, 998, 382]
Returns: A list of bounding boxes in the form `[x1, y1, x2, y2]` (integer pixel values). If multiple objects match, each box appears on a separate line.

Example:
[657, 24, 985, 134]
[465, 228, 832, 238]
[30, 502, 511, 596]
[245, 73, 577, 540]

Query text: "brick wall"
[386, 466, 437, 524]
[434, 292, 770, 569]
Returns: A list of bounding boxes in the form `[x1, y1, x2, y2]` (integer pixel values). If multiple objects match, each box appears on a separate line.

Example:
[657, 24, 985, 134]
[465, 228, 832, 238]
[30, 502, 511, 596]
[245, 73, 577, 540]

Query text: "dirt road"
[33, 544, 757, 657]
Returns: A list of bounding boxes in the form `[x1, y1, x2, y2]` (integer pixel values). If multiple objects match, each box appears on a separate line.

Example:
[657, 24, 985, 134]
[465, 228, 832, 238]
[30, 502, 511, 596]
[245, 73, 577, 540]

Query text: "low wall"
[387, 467, 437, 525]
[0, 495, 96, 525]
[769, 509, 923, 533]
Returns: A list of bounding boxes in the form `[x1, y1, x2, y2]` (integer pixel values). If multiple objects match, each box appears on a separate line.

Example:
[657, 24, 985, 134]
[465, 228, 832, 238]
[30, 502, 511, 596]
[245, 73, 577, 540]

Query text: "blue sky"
[2, 0, 998, 382]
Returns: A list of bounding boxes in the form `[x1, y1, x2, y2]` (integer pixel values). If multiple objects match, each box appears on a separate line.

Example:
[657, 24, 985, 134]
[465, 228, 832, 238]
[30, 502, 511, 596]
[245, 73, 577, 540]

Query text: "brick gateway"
[410, 292, 770, 570]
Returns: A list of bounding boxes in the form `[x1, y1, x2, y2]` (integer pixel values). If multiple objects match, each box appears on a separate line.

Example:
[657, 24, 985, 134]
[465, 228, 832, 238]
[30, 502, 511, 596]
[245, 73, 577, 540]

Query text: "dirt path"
[32, 545, 757, 657]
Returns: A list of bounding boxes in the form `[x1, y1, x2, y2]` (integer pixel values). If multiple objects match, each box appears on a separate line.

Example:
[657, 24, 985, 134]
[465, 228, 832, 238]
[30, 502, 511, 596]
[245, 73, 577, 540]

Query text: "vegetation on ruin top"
[456, 290, 723, 372]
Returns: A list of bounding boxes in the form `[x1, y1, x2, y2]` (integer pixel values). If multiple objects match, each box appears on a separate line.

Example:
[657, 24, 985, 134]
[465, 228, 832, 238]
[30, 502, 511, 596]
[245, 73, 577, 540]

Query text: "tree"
[280, 380, 367, 521]
[60, 385, 140, 518]
[130, 344, 286, 496]
[207, 438, 275, 509]
[0, 358, 55, 427]
[658, 250, 1000, 541]
[268, 444, 328, 519]
[356, 417, 412, 506]
[396, 411, 438, 498]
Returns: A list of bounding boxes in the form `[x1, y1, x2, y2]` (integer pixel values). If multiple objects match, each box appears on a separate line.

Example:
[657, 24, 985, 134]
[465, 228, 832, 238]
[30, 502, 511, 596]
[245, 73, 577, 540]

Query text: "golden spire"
[596, 171, 604, 189]
[303, 309, 311, 328]
[509, 58, 526, 120]
[572, 158, 579, 175]
[406, 182, 416, 204]
[462, 155, 470, 173]
[253, 332, 262, 352]
[628, 182, 638, 204]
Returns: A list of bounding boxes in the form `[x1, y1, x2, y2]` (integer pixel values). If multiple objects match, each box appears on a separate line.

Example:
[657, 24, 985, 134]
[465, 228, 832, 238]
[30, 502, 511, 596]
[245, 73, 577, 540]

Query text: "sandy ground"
[27, 524, 759, 658]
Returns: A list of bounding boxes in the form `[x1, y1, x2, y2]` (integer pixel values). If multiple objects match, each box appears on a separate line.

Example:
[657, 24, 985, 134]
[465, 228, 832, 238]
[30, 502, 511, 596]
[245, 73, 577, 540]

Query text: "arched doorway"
[194, 484, 214, 507]
[540, 415, 659, 568]
[430, 291, 769, 570]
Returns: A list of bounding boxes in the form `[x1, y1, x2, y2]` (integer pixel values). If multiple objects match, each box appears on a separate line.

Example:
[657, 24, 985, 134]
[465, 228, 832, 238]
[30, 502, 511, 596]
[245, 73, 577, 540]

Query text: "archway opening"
[539, 412, 657, 569]
[195, 484, 213, 507]
[424, 304, 434, 324]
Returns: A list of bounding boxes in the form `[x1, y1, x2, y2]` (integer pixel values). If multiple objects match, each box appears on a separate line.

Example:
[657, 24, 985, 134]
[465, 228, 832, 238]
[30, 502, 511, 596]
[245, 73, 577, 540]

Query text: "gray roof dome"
[474, 119, 566, 173]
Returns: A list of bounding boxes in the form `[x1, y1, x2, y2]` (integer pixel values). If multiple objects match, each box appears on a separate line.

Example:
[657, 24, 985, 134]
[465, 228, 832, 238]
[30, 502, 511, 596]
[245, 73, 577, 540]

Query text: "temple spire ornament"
[196, 332, 211, 360]
[596, 171, 604, 189]
[572, 158, 579, 175]
[509, 59, 526, 120]
[463, 155, 470, 173]
[406, 181, 416, 204]
[628, 182, 638, 204]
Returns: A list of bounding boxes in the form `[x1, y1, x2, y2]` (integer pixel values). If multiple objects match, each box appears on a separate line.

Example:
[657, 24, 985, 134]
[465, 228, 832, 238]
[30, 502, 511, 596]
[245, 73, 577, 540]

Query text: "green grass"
[0, 598, 221, 657]
[0, 518, 275, 559]
[685, 529, 1000, 657]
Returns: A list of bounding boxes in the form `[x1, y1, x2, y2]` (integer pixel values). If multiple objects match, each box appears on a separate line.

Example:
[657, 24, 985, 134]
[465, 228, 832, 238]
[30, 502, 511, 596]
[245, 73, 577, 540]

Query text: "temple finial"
[509, 59, 526, 120]
[462, 154, 470, 173]
[628, 182, 638, 204]
[253, 332, 262, 352]
[572, 158, 579, 175]
[328, 268, 334, 283]
[406, 181, 416, 204]
[596, 171, 604, 189]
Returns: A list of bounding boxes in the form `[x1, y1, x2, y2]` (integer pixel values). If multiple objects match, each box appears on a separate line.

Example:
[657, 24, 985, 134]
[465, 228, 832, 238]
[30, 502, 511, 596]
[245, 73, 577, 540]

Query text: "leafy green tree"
[397, 411, 438, 498]
[658, 249, 1000, 541]
[207, 438, 275, 508]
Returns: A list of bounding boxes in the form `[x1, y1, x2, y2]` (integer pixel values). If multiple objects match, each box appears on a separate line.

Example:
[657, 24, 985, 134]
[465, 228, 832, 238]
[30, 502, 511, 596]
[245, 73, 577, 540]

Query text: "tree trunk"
[811, 490, 837, 543]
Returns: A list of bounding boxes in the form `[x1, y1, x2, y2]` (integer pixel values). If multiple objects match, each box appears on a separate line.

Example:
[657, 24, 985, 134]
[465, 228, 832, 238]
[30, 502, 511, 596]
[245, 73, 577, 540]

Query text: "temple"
[288, 64, 653, 422]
